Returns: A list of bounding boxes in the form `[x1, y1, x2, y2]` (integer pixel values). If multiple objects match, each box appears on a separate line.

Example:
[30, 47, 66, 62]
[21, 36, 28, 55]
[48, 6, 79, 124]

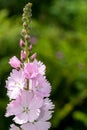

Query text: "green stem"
[25, 40, 29, 63]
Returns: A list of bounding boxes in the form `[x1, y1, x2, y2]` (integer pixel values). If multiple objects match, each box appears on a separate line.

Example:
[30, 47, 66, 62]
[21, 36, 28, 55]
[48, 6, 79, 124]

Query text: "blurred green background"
[1, 0, 87, 130]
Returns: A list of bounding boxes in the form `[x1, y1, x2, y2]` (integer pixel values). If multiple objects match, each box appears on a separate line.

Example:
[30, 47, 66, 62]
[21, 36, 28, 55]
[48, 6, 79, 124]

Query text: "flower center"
[23, 106, 29, 113]
[36, 85, 41, 91]
[14, 82, 21, 88]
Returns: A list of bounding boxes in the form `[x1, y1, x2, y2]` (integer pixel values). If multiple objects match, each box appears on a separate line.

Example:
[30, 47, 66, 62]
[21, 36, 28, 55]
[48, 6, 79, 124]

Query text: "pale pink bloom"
[21, 121, 51, 130]
[24, 60, 46, 79]
[10, 124, 20, 130]
[23, 62, 38, 79]
[38, 98, 54, 122]
[42, 98, 55, 111]
[6, 69, 26, 99]
[21, 50, 26, 60]
[21, 98, 54, 130]
[30, 75, 51, 98]
[21, 123, 36, 130]
[5, 90, 43, 124]
[9, 56, 21, 69]
[34, 59, 46, 75]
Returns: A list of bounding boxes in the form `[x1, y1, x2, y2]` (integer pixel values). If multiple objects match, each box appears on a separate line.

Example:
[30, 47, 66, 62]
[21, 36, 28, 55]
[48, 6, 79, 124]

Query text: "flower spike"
[5, 2, 54, 130]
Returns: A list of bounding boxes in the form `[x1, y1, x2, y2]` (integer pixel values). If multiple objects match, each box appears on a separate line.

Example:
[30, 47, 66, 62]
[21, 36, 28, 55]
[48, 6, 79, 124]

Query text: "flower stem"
[21, 3, 32, 90]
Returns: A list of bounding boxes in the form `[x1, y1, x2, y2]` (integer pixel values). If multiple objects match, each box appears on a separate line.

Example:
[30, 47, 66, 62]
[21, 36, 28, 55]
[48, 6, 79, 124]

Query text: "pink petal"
[28, 109, 40, 122]
[9, 56, 21, 69]
[10, 124, 20, 130]
[35, 121, 51, 130]
[21, 123, 36, 130]
[21, 90, 33, 106]
[13, 113, 28, 124]
[29, 95, 43, 109]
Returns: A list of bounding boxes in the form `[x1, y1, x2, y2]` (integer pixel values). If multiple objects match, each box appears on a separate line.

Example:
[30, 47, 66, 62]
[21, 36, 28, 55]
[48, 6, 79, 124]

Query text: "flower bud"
[30, 53, 37, 60]
[21, 50, 26, 60]
[23, 22, 28, 28]
[9, 56, 21, 69]
[25, 35, 30, 41]
[22, 17, 26, 22]
[29, 44, 32, 51]
[21, 29, 27, 35]
[27, 3, 32, 7]
[20, 39, 25, 47]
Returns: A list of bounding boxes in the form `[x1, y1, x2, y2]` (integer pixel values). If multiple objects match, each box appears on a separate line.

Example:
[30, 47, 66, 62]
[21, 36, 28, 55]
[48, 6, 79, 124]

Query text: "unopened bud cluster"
[20, 3, 33, 62]
[21, 3, 32, 42]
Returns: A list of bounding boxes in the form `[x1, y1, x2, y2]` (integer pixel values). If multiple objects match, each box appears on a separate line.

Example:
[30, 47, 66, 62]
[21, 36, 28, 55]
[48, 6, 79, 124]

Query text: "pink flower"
[30, 75, 51, 98]
[10, 124, 20, 130]
[23, 60, 46, 79]
[37, 60, 46, 75]
[5, 4, 54, 130]
[6, 69, 26, 99]
[38, 98, 54, 121]
[9, 56, 21, 69]
[43, 98, 55, 110]
[21, 98, 54, 130]
[21, 123, 36, 130]
[21, 121, 51, 130]
[23, 62, 38, 79]
[5, 90, 43, 124]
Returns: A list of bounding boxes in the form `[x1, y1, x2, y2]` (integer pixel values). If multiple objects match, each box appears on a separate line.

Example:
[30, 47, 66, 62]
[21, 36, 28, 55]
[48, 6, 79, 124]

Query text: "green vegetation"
[0, 0, 87, 130]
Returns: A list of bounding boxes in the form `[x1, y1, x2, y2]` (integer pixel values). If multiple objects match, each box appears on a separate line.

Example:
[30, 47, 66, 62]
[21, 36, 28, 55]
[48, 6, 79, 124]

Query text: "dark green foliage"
[0, 0, 87, 130]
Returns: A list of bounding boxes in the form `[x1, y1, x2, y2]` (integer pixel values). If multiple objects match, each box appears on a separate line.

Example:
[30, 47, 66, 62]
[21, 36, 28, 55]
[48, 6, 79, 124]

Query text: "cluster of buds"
[5, 3, 54, 130]
[22, 3, 32, 41]
[20, 3, 34, 63]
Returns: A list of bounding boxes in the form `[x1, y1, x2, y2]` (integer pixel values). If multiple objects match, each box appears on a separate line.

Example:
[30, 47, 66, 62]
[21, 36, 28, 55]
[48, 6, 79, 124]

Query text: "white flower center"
[14, 82, 21, 88]
[23, 106, 29, 113]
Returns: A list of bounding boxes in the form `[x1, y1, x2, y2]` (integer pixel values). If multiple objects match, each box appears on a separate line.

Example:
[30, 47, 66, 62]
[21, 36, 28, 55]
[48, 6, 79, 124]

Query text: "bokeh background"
[1, 0, 87, 130]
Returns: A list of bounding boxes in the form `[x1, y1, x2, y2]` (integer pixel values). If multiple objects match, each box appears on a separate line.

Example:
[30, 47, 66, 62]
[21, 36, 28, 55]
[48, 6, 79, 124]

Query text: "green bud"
[22, 17, 26, 22]
[25, 35, 30, 41]
[23, 22, 28, 28]
[21, 2, 32, 43]
[21, 29, 27, 35]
